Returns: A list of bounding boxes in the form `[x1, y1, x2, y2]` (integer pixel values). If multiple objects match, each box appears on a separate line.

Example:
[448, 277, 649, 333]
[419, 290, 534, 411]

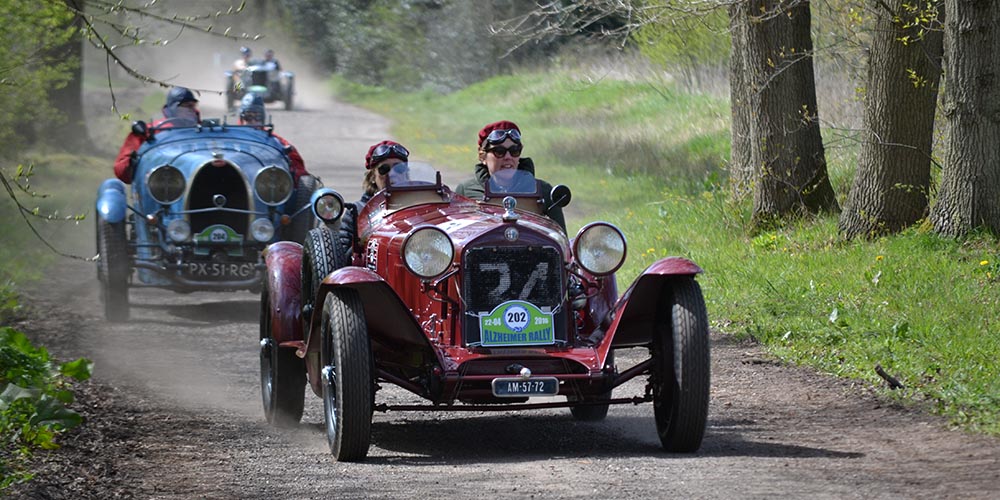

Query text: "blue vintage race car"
[95, 119, 342, 322]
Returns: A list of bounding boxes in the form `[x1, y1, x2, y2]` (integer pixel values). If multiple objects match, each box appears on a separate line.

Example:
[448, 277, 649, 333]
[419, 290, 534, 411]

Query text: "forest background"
[1, 0, 999, 490]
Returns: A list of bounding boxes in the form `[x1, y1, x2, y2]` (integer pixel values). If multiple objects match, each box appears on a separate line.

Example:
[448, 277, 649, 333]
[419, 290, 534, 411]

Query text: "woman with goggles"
[338, 140, 412, 256]
[454, 120, 566, 232]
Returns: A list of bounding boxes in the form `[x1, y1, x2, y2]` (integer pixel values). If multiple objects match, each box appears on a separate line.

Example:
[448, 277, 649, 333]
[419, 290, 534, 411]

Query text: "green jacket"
[453, 157, 567, 232]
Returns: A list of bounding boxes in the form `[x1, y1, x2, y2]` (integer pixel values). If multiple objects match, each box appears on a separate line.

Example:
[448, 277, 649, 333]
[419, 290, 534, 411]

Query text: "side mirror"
[131, 120, 148, 137]
[548, 185, 572, 210]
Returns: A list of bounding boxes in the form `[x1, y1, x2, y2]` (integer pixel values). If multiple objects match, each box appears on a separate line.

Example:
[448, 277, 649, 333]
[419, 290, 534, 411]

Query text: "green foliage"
[0, 1, 78, 154]
[1, 327, 93, 492]
[632, 5, 730, 70]
[335, 68, 1000, 435]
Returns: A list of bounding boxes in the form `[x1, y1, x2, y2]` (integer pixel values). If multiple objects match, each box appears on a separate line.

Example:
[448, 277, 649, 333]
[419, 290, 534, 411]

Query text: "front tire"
[97, 218, 129, 322]
[301, 226, 349, 340]
[321, 289, 373, 461]
[259, 285, 306, 427]
[652, 277, 710, 452]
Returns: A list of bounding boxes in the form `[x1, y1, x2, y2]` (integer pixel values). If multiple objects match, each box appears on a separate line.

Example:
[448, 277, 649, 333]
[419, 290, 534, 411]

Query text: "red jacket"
[272, 133, 308, 181]
[113, 118, 173, 184]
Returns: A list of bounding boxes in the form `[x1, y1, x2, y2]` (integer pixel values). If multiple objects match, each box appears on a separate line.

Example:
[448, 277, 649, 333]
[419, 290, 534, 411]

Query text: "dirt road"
[10, 94, 1000, 499]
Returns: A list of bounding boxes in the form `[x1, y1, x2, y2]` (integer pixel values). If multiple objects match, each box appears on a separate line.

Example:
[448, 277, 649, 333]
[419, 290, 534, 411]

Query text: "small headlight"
[166, 219, 191, 242]
[313, 193, 344, 222]
[402, 227, 453, 279]
[251, 218, 275, 242]
[574, 222, 626, 276]
[254, 166, 293, 206]
[147, 165, 185, 205]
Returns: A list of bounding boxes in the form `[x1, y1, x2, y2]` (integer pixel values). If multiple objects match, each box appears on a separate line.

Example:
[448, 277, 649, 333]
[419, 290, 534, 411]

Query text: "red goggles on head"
[484, 128, 521, 146]
[371, 143, 409, 166]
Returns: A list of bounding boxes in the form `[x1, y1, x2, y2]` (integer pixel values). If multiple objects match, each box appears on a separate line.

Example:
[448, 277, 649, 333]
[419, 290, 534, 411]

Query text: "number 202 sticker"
[503, 304, 529, 332]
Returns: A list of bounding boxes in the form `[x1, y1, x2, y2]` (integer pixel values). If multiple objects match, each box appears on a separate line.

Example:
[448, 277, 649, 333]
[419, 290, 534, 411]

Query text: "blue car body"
[96, 120, 316, 299]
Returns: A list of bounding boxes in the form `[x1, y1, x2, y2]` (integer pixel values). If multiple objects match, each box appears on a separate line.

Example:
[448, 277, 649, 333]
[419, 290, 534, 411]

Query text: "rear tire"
[321, 289, 373, 461]
[259, 285, 306, 427]
[283, 174, 317, 244]
[97, 218, 129, 322]
[284, 78, 295, 111]
[652, 277, 710, 453]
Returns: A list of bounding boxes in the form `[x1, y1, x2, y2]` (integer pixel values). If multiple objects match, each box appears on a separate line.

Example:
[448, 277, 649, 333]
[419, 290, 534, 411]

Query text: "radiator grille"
[462, 245, 566, 346]
[188, 164, 249, 235]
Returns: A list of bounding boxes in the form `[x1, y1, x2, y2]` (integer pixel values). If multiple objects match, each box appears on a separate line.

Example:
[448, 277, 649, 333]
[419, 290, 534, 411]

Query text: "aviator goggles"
[484, 128, 521, 146]
[370, 143, 410, 167]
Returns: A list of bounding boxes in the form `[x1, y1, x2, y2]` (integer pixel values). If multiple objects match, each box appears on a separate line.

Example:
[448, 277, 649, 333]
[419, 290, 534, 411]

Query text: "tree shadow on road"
[138, 299, 259, 323]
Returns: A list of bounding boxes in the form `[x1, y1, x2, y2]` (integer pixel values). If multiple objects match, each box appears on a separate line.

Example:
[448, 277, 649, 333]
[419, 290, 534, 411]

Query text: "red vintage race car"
[259, 164, 710, 461]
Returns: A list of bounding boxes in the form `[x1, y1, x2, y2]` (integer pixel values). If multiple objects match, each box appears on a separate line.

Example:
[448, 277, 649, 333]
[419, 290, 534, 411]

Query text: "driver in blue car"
[338, 140, 410, 256]
[114, 87, 201, 183]
[454, 120, 566, 232]
[237, 93, 308, 182]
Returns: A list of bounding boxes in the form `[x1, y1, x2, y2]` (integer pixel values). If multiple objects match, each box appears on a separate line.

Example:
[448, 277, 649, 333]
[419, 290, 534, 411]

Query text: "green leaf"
[59, 358, 93, 381]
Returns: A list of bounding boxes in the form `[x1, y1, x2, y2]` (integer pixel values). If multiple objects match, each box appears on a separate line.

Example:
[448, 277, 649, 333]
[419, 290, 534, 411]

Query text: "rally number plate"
[491, 377, 559, 397]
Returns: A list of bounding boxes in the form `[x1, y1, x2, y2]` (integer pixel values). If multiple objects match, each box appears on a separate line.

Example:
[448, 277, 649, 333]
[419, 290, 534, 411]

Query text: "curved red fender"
[604, 256, 703, 348]
[263, 241, 303, 344]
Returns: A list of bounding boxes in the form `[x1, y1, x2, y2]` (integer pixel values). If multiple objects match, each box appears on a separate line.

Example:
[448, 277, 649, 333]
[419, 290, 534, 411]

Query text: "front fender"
[307, 267, 435, 359]
[96, 179, 128, 224]
[605, 257, 704, 348]
[263, 241, 303, 344]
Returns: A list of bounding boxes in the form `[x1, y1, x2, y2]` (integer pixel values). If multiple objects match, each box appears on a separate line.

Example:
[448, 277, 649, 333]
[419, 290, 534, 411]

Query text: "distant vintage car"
[225, 60, 295, 111]
[95, 118, 330, 322]
[259, 164, 710, 461]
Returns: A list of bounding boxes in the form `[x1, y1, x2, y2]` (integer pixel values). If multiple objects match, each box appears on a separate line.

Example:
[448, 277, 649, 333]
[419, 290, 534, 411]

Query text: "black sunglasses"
[376, 163, 408, 175]
[485, 128, 521, 145]
[371, 143, 409, 165]
[487, 144, 523, 158]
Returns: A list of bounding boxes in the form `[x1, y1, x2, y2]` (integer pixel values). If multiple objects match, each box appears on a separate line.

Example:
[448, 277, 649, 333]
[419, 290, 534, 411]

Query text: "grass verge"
[331, 70, 1000, 434]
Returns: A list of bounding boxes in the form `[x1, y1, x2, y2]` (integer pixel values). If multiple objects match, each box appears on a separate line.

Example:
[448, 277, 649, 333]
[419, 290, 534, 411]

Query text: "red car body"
[260, 166, 710, 461]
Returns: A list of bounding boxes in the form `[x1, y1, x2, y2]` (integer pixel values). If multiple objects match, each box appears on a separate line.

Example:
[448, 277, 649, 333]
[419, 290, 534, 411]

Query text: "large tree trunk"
[931, 0, 1000, 237]
[728, 2, 753, 197]
[732, 0, 839, 229]
[839, 0, 944, 239]
[46, 0, 87, 151]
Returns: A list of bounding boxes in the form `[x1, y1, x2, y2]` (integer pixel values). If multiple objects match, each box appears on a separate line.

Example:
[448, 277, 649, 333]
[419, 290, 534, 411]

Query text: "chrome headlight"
[166, 219, 191, 242]
[251, 218, 275, 242]
[313, 192, 344, 222]
[147, 165, 185, 205]
[254, 166, 293, 206]
[574, 222, 626, 276]
[402, 227, 454, 279]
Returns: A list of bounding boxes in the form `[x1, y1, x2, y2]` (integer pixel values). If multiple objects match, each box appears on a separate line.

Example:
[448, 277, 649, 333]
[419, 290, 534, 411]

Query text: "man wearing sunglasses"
[338, 140, 412, 257]
[454, 120, 566, 232]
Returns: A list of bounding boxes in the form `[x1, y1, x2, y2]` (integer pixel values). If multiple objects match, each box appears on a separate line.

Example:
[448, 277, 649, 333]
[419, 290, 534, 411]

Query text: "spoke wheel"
[321, 288, 373, 461]
[652, 277, 710, 452]
[259, 286, 305, 427]
[97, 218, 129, 322]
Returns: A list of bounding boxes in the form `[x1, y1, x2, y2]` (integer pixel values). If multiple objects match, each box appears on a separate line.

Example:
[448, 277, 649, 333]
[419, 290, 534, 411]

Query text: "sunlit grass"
[333, 69, 1000, 434]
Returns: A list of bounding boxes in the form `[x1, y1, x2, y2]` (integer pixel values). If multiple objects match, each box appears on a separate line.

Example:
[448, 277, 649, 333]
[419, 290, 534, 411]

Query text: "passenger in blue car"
[237, 93, 308, 182]
[114, 87, 201, 183]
